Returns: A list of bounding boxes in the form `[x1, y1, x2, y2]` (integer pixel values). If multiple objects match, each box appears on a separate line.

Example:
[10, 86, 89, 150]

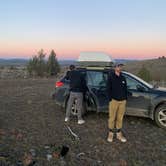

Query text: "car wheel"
[155, 104, 166, 129]
[66, 99, 86, 117]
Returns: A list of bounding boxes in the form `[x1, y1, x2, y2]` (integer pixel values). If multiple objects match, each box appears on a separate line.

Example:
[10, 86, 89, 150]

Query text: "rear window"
[86, 71, 108, 87]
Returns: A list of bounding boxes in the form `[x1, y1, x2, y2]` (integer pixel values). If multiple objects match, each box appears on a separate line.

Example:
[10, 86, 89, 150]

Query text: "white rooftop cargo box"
[77, 52, 114, 67]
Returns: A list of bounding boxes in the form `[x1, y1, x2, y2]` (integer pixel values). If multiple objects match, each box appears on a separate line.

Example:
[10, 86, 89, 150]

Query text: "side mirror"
[136, 84, 146, 92]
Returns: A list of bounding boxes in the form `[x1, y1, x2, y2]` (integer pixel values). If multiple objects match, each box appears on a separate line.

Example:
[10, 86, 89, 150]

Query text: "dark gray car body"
[52, 68, 166, 128]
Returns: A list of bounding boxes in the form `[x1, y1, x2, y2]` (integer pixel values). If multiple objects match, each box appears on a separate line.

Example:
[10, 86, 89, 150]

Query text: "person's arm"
[107, 72, 112, 101]
[124, 77, 128, 100]
[64, 71, 70, 80]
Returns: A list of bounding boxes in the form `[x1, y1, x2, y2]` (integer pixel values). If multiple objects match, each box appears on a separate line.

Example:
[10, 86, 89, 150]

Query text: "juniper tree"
[47, 50, 60, 76]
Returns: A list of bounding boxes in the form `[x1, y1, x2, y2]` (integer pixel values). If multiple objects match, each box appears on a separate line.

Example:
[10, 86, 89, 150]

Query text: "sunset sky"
[0, 0, 166, 60]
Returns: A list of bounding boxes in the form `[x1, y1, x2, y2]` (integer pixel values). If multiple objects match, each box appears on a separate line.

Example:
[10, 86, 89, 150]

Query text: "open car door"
[85, 70, 109, 112]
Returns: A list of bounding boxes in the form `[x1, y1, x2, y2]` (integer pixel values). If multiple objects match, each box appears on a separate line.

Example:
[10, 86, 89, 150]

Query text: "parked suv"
[52, 67, 166, 129]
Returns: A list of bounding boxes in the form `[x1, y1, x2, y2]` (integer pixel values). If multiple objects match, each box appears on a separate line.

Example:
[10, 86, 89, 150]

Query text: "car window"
[124, 74, 148, 91]
[87, 71, 108, 87]
[125, 76, 138, 90]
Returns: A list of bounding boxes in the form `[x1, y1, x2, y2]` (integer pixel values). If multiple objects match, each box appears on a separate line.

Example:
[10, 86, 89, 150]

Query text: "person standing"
[65, 65, 86, 124]
[107, 63, 128, 142]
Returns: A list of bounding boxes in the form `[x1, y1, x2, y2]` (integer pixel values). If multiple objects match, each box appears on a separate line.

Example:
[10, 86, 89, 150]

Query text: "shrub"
[137, 65, 151, 82]
[27, 49, 60, 77]
[47, 50, 60, 76]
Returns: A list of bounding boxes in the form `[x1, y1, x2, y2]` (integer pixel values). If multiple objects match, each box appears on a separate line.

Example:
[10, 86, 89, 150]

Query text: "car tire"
[65, 99, 87, 117]
[155, 104, 166, 129]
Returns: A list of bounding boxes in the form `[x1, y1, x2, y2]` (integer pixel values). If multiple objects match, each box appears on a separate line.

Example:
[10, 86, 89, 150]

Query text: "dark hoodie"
[107, 70, 127, 101]
[66, 70, 87, 93]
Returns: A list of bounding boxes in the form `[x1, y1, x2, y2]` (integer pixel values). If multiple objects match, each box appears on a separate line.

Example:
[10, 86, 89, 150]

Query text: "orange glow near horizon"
[0, 50, 163, 60]
[0, 38, 165, 60]
[0, 48, 165, 60]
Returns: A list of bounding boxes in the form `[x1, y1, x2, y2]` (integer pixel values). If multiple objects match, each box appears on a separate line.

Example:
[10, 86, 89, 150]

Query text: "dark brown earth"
[0, 78, 165, 166]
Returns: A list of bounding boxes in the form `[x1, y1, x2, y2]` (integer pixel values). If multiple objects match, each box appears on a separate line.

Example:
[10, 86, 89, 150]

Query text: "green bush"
[47, 50, 60, 76]
[137, 65, 151, 82]
[27, 49, 60, 77]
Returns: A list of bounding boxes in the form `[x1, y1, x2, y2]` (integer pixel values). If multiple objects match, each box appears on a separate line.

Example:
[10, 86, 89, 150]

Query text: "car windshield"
[123, 71, 153, 89]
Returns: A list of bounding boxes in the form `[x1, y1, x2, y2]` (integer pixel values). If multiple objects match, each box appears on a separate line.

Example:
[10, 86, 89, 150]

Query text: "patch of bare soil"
[0, 78, 165, 166]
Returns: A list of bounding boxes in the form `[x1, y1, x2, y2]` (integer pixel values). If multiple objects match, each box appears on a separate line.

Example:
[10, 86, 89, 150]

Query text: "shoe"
[65, 117, 69, 122]
[107, 131, 114, 142]
[116, 132, 127, 142]
[78, 119, 85, 124]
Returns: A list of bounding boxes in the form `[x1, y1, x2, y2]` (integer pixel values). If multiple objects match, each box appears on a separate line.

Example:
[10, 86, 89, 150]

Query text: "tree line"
[27, 49, 60, 77]
[27, 49, 153, 82]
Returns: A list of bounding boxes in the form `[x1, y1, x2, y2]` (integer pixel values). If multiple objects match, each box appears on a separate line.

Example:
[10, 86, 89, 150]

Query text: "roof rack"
[77, 52, 114, 67]
[77, 66, 112, 70]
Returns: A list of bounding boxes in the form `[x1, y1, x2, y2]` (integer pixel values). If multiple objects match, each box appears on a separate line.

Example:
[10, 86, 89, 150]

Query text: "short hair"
[69, 65, 75, 70]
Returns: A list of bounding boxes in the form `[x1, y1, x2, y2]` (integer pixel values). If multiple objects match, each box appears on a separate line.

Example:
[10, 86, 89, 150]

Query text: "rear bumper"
[51, 91, 66, 108]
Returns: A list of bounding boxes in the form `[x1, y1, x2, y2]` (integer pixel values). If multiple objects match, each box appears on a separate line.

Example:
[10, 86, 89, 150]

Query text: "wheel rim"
[158, 109, 166, 127]
[71, 100, 78, 116]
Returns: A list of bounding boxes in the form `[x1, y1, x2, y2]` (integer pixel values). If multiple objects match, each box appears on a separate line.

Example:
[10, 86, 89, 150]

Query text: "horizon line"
[0, 57, 162, 61]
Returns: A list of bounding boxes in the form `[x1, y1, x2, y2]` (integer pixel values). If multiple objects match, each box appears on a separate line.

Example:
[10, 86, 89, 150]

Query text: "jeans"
[66, 91, 83, 120]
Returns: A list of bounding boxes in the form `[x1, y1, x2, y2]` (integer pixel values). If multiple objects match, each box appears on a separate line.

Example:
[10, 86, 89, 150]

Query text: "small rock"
[76, 152, 85, 159]
[46, 154, 52, 161]
[29, 149, 36, 157]
[44, 145, 50, 149]
[16, 160, 23, 166]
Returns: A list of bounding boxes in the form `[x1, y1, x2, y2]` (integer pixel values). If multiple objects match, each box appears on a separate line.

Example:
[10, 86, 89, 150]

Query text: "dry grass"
[124, 58, 166, 81]
[0, 78, 165, 165]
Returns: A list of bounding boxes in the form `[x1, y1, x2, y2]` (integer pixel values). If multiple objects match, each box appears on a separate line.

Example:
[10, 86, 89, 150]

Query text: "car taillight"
[55, 81, 64, 88]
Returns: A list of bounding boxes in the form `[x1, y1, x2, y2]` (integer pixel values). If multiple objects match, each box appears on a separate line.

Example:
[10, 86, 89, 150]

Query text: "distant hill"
[58, 59, 136, 66]
[115, 59, 137, 63]
[0, 57, 165, 81]
[59, 60, 76, 66]
[0, 59, 76, 67]
[0, 59, 28, 66]
[124, 57, 166, 81]
[0, 58, 135, 67]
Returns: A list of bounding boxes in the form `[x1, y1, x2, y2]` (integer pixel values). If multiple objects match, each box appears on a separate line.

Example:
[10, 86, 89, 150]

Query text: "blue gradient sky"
[0, 0, 166, 59]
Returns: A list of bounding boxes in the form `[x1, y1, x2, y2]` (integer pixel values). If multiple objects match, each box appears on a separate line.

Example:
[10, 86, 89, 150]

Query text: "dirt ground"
[0, 78, 165, 166]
